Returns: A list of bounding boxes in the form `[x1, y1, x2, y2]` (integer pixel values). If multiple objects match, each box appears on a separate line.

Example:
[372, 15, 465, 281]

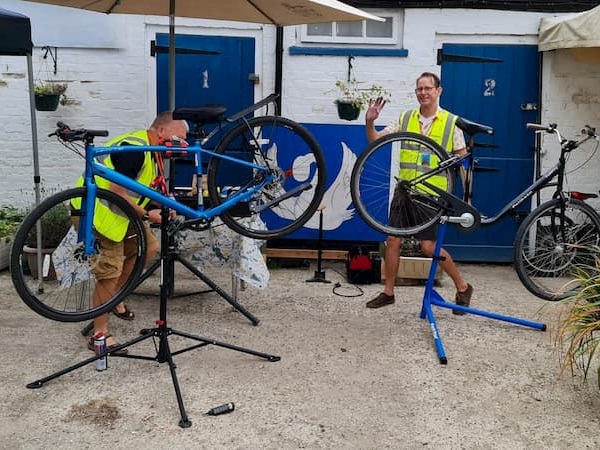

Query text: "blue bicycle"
[11, 96, 326, 322]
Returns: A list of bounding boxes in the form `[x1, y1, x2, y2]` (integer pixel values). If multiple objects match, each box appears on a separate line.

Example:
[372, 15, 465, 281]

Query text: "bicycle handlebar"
[50, 122, 109, 142]
[526, 123, 557, 133]
[526, 122, 597, 152]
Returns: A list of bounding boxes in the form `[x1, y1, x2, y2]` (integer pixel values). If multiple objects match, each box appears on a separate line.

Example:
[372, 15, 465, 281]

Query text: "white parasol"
[26, 0, 383, 108]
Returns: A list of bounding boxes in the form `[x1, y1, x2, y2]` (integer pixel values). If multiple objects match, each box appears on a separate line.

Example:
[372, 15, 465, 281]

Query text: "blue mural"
[283, 123, 386, 242]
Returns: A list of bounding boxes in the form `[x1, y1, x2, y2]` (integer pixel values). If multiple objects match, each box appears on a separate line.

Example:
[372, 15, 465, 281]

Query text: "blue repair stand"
[420, 219, 547, 365]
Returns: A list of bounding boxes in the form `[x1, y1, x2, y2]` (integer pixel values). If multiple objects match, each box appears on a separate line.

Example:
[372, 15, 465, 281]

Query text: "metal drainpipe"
[275, 26, 283, 114]
[534, 51, 543, 208]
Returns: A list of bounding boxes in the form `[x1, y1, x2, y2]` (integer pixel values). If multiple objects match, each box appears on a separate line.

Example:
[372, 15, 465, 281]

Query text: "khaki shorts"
[92, 221, 157, 281]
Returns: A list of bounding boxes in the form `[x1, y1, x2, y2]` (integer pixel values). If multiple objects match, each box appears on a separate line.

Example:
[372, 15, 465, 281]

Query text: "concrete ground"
[1, 260, 600, 449]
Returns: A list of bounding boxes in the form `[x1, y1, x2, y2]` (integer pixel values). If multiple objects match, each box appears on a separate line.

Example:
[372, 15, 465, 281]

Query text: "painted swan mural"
[267, 140, 356, 230]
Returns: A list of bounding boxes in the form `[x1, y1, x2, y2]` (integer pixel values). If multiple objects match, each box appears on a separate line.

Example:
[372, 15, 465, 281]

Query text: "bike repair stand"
[131, 219, 260, 324]
[306, 205, 330, 283]
[27, 207, 281, 428]
[420, 216, 547, 365]
[80, 205, 260, 336]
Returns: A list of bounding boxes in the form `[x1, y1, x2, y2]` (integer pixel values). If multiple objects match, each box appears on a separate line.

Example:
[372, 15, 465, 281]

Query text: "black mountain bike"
[351, 119, 600, 301]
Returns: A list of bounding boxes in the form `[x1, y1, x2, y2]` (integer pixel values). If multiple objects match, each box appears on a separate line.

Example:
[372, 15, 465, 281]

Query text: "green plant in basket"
[334, 79, 391, 121]
[25, 202, 71, 249]
[34, 81, 67, 96]
[334, 79, 391, 110]
[555, 247, 600, 388]
[0, 206, 26, 243]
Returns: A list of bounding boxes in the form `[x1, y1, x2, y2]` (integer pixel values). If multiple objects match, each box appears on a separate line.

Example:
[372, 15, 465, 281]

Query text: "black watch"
[141, 212, 150, 221]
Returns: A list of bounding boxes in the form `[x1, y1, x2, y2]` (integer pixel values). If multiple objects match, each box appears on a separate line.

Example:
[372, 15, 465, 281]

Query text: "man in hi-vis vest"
[79, 112, 188, 354]
[364, 72, 473, 312]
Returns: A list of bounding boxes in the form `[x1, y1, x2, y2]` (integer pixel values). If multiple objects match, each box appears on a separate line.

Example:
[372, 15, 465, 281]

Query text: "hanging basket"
[336, 100, 361, 121]
[35, 94, 61, 112]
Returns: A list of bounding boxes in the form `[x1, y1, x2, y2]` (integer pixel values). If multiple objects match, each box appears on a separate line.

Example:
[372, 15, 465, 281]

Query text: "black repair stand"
[420, 219, 547, 365]
[81, 211, 260, 336]
[133, 220, 260, 325]
[27, 207, 280, 428]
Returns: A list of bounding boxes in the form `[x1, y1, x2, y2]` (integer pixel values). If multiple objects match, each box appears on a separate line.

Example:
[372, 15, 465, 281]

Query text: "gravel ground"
[1, 260, 600, 449]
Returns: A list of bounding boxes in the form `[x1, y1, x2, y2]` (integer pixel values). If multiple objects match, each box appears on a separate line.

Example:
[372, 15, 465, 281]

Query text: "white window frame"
[300, 11, 401, 45]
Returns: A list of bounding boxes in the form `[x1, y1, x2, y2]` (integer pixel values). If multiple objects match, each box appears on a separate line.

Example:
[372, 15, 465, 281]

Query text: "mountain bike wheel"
[10, 187, 146, 322]
[514, 198, 600, 301]
[350, 132, 455, 237]
[208, 115, 326, 239]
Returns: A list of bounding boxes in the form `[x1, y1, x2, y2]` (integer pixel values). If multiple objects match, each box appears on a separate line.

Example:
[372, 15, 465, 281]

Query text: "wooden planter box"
[380, 256, 443, 286]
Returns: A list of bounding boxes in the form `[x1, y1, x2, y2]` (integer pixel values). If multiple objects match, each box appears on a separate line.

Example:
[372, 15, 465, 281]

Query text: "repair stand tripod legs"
[80, 216, 260, 336]
[28, 209, 280, 427]
[135, 228, 260, 325]
[306, 206, 330, 283]
[419, 221, 547, 365]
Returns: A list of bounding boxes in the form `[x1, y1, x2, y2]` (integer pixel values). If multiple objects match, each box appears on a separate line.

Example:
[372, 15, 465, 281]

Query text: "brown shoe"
[453, 283, 473, 315]
[366, 293, 395, 309]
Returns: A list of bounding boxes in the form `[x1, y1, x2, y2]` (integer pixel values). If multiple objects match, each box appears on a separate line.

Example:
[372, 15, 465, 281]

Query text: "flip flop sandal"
[112, 304, 135, 321]
[87, 334, 129, 355]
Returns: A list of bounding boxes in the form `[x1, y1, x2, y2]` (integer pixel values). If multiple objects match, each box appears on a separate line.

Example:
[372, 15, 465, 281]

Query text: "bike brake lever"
[582, 125, 597, 137]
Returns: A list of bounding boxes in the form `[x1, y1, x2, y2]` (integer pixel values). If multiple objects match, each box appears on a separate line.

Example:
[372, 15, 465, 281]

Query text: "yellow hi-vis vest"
[397, 108, 457, 192]
[73, 130, 156, 242]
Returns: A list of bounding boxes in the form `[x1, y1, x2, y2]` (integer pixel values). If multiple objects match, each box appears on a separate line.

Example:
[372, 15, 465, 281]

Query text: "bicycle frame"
[76, 132, 306, 256]
[479, 162, 562, 225]
[408, 126, 595, 227]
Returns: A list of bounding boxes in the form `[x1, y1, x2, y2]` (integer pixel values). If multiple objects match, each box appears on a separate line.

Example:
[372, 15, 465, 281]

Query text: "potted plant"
[23, 202, 71, 280]
[334, 79, 392, 121]
[555, 252, 600, 387]
[0, 205, 26, 270]
[34, 81, 67, 111]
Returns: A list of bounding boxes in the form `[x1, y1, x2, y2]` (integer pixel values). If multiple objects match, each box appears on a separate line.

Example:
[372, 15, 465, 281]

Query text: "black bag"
[346, 246, 376, 284]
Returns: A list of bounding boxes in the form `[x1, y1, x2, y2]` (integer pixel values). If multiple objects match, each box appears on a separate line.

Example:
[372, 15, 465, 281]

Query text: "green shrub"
[24, 203, 71, 249]
[0, 206, 26, 242]
[556, 249, 600, 388]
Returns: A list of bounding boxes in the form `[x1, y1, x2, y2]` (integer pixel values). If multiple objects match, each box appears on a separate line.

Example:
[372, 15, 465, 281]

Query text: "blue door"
[439, 44, 540, 262]
[155, 33, 255, 185]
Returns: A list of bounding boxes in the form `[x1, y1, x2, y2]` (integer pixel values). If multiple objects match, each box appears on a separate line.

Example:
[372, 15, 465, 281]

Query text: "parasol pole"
[169, 0, 176, 110]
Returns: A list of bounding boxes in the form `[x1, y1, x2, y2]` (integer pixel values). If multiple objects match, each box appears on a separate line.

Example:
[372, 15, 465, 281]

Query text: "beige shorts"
[92, 221, 157, 280]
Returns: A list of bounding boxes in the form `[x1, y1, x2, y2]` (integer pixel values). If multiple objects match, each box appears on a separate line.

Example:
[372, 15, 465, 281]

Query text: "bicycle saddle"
[173, 105, 227, 125]
[456, 117, 494, 136]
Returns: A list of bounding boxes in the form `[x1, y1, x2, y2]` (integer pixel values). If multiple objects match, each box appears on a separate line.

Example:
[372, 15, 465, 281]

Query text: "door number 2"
[484, 79, 496, 97]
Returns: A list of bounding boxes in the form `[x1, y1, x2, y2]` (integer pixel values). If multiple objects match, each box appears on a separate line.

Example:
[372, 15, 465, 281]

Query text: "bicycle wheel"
[514, 198, 600, 301]
[351, 132, 455, 236]
[207, 116, 326, 239]
[10, 187, 146, 322]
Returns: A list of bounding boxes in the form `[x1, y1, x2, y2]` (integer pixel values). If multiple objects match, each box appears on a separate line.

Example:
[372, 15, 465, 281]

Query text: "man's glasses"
[415, 86, 437, 93]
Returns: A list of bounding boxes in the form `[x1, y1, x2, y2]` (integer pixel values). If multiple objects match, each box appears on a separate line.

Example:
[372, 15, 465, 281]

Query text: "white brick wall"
[540, 50, 600, 210]
[2, 4, 597, 214]
[0, 11, 271, 207]
[280, 9, 551, 125]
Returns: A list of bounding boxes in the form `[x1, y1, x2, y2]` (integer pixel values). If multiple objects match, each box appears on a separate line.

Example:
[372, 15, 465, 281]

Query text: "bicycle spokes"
[515, 199, 600, 300]
[208, 116, 326, 239]
[11, 188, 146, 322]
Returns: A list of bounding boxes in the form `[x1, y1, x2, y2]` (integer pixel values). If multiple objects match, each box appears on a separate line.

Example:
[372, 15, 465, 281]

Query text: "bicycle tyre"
[514, 198, 600, 301]
[350, 131, 455, 237]
[10, 187, 146, 322]
[207, 115, 326, 239]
